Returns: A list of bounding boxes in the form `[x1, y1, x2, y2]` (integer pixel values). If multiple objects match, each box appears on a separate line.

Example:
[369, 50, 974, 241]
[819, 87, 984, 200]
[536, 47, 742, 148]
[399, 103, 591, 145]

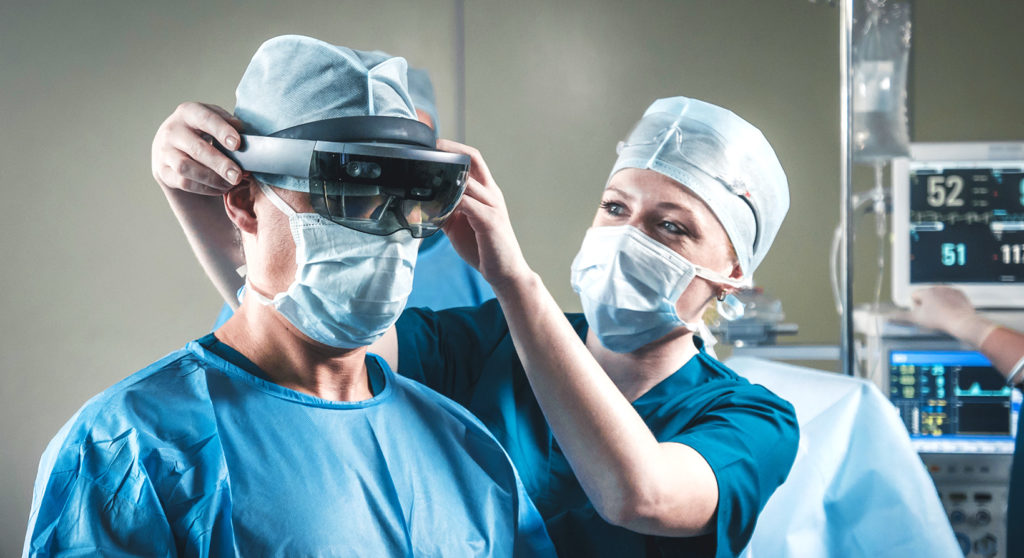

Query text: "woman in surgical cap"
[153, 95, 799, 557]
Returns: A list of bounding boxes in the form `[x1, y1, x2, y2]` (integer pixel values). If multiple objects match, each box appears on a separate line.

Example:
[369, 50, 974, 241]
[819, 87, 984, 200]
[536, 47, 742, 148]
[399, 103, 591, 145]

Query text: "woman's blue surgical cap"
[233, 35, 418, 192]
[609, 96, 789, 277]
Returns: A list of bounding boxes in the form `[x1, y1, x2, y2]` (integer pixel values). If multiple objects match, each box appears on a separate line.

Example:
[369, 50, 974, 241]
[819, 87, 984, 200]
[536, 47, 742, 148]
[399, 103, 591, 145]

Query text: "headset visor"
[308, 142, 468, 238]
[221, 125, 470, 238]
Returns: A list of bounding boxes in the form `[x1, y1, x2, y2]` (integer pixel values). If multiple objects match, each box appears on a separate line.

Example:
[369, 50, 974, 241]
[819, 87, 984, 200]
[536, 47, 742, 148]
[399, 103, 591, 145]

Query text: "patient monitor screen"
[908, 162, 1024, 283]
[889, 350, 1013, 440]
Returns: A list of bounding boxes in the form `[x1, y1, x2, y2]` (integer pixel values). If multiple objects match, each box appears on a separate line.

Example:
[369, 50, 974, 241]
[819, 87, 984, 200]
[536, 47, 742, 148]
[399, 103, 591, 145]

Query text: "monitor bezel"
[891, 141, 1024, 309]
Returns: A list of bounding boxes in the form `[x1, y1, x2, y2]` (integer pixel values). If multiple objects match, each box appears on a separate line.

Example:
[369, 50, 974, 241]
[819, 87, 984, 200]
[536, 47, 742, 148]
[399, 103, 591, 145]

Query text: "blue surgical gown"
[394, 300, 799, 558]
[24, 333, 554, 557]
[211, 233, 493, 330]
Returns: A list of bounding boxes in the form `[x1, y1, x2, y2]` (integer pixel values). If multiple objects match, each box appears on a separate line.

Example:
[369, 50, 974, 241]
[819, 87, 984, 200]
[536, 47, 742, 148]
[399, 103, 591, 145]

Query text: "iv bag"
[853, 0, 911, 162]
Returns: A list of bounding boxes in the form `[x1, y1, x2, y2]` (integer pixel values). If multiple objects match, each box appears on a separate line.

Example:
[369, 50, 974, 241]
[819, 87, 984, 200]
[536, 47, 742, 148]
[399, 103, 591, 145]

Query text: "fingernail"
[227, 169, 239, 183]
[225, 137, 238, 150]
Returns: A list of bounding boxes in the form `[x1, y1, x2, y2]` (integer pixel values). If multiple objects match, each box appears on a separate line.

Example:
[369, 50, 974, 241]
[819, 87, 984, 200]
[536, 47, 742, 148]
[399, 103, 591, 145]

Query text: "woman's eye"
[660, 221, 686, 235]
[600, 200, 625, 216]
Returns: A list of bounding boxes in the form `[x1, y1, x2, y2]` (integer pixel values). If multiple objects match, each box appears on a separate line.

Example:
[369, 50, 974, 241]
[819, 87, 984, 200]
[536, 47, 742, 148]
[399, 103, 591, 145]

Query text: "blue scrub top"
[25, 334, 554, 557]
[395, 300, 799, 558]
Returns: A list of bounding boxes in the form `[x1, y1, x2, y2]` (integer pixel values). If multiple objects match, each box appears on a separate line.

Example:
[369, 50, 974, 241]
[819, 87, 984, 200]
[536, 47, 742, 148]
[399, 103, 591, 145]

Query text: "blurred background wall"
[2, 1, 1021, 553]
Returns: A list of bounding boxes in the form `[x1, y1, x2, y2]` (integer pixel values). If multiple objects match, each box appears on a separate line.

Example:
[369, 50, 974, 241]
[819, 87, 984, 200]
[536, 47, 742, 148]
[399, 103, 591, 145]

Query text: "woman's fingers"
[452, 180, 493, 227]
[167, 128, 241, 188]
[179, 102, 242, 151]
[437, 139, 496, 190]
[157, 164, 228, 196]
[160, 151, 237, 194]
[152, 102, 242, 195]
[458, 169, 503, 211]
[455, 175, 510, 234]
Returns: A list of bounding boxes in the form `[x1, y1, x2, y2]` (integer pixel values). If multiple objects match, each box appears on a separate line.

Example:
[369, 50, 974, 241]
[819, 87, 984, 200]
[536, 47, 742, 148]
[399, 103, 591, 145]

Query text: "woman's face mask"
[571, 225, 744, 353]
[249, 184, 419, 349]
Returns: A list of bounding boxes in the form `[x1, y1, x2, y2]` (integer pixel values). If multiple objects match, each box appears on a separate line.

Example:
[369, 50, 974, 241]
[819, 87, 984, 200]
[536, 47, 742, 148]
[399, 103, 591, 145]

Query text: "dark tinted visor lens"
[308, 150, 468, 237]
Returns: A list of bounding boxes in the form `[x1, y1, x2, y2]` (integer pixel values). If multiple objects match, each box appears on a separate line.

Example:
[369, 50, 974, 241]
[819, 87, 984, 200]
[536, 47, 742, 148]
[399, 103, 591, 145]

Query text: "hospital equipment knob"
[974, 533, 997, 558]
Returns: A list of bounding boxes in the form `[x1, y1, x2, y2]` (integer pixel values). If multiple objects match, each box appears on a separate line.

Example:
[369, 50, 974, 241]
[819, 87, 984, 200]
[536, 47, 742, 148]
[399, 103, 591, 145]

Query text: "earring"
[716, 291, 727, 302]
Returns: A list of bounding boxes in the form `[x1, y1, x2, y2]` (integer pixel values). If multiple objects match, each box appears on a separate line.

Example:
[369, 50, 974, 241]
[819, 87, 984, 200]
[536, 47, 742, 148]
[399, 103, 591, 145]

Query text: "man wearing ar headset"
[23, 35, 554, 557]
[205, 66, 494, 330]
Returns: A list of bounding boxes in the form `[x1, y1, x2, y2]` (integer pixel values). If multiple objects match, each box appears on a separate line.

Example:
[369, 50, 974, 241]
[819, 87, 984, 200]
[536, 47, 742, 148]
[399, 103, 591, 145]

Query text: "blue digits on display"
[941, 242, 967, 266]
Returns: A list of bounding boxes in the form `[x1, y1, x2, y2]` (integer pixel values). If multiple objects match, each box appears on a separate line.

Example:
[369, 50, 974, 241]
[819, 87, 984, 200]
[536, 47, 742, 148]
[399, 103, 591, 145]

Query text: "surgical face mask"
[251, 183, 419, 348]
[570, 225, 746, 353]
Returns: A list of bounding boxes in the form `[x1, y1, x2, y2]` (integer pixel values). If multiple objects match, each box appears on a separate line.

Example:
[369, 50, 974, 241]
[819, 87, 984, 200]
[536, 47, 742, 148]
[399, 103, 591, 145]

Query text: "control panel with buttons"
[922, 453, 1011, 557]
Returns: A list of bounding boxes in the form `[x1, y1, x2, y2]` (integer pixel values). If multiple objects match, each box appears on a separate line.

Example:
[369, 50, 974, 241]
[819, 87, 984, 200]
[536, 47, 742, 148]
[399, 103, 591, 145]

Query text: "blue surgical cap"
[609, 96, 789, 277]
[407, 67, 440, 139]
[234, 35, 418, 191]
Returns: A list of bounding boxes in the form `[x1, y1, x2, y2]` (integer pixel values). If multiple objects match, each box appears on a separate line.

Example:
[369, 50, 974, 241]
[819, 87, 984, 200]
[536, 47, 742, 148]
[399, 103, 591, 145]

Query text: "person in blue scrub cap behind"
[151, 93, 799, 557]
[208, 65, 493, 330]
[404, 67, 495, 311]
[24, 35, 554, 558]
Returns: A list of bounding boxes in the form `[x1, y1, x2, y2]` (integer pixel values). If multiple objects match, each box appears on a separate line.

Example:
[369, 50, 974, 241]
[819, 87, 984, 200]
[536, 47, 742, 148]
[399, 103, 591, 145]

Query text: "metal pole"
[454, 0, 466, 143]
[839, 0, 856, 376]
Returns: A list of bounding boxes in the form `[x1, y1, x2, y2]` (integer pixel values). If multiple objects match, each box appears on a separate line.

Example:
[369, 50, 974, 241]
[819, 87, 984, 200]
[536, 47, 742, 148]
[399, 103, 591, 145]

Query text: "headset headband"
[269, 116, 435, 147]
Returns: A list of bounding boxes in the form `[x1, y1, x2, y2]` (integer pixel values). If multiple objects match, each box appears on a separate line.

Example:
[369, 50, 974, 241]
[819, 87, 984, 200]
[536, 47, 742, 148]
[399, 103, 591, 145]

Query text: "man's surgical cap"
[609, 96, 789, 278]
[407, 67, 440, 138]
[234, 35, 417, 191]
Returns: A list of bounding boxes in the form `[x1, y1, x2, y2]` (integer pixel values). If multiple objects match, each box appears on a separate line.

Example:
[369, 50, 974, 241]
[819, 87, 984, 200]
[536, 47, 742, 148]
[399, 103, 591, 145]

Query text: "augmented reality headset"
[218, 116, 470, 238]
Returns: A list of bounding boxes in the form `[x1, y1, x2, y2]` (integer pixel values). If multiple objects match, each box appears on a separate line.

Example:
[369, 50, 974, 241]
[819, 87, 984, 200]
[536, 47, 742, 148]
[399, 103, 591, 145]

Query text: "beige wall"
[2, 1, 1021, 553]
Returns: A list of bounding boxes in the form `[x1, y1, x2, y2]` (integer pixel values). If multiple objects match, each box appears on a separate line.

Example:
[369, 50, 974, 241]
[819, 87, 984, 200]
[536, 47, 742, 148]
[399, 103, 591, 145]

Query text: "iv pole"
[839, 0, 856, 376]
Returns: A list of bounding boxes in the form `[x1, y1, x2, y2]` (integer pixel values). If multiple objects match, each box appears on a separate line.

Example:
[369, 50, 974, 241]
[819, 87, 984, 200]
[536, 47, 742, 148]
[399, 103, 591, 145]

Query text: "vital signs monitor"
[891, 142, 1024, 309]
[887, 343, 1018, 454]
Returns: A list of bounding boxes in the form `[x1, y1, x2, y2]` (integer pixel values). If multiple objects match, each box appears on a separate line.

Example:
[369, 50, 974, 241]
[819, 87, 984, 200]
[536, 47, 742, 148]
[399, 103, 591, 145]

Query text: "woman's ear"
[722, 262, 744, 295]
[224, 180, 258, 234]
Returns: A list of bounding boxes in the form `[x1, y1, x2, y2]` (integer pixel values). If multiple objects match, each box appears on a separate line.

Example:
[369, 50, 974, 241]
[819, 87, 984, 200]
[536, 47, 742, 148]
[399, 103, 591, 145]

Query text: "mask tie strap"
[692, 263, 750, 290]
[693, 263, 749, 321]
[244, 279, 279, 307]
[258, 183, 298, 217]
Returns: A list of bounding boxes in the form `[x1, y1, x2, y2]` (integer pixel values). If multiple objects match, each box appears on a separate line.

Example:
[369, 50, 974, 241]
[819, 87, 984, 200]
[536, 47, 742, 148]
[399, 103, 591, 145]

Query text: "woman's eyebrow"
[654, 200, 692, 213]
[656, 200, 702, 223]
[604, 186, 634, 200]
